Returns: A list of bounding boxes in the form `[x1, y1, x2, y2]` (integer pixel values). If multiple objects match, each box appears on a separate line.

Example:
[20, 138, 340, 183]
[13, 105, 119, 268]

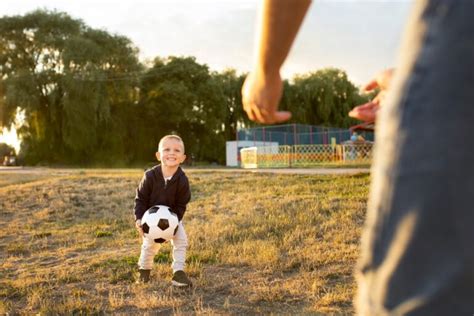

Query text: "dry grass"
[0, 168, 369, 314]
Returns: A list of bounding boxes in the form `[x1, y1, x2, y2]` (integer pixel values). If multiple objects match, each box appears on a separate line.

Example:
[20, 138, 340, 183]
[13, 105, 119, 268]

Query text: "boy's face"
[156, 138, 186, 168]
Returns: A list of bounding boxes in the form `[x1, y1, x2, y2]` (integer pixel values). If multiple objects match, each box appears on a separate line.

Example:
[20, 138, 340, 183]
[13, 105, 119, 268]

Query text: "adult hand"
[241, 70, 291, 124]
[349, 68, 395, 122]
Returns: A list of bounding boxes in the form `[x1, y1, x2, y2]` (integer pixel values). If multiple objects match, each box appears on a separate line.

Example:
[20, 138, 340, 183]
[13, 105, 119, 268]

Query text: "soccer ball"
[141, 205, 179, 243]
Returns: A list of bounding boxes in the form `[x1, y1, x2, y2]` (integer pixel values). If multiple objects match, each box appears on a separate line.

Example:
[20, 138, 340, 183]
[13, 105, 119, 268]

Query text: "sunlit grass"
[0, 168, 369, 314]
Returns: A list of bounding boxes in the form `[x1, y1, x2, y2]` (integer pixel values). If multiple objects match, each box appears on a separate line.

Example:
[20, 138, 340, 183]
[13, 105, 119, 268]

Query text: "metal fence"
[240, 143, 373, 168]
[237, 123, 374, 146]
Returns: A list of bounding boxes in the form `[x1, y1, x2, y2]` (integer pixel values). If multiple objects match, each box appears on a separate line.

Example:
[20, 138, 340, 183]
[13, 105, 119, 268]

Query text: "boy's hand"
[135, 219, 143, 237]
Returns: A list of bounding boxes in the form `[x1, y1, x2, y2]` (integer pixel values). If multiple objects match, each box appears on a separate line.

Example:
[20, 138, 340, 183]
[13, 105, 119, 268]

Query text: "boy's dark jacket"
[134, 165, 191, 221]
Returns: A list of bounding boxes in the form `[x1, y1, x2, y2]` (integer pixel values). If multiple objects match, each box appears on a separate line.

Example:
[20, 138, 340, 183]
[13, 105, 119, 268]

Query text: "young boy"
[134, 135, 192, 287]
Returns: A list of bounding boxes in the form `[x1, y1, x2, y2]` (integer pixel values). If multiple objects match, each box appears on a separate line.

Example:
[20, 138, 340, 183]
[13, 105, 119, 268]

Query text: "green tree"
[0, 10, 141, 165]
[287, 68, 367, 128]
[0, 143, 15, 157]
[213, 69, 251, 138]
[138, 57, 227, 163]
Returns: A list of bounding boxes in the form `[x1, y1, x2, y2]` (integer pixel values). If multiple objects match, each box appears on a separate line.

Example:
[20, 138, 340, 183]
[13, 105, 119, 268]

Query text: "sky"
[0, 0, 413, 150]
[0, 0, 413, 82]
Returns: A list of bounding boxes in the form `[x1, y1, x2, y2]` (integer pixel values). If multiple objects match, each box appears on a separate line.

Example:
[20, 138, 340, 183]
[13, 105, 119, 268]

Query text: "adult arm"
[242, 0, 312, 124]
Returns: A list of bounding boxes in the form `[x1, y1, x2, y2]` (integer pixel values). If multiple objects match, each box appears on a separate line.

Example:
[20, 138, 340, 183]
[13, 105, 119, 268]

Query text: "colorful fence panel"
[240, 143, 373, 168]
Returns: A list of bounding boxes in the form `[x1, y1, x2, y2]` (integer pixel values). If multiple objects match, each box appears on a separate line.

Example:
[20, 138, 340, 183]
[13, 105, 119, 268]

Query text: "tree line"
[0, 10, 369, 166]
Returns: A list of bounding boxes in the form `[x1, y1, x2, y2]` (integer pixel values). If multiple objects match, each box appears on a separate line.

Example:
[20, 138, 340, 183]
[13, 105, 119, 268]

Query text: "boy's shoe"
[171, 270, 192, 287]
[136, 269, 151, 283]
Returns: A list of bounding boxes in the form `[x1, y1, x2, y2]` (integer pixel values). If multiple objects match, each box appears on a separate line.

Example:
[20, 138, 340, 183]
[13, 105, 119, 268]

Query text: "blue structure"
[236, 123, 374, 145]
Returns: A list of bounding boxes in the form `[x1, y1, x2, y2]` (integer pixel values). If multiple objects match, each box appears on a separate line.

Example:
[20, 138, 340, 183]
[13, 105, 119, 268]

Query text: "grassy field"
[0, 168, 370, 314]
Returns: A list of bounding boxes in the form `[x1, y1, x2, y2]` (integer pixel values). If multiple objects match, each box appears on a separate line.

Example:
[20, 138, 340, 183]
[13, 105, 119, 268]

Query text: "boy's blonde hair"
[158, 135, 185, 153]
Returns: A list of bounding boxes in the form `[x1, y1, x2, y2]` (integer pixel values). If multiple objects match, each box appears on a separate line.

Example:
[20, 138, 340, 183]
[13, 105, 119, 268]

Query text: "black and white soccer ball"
[141, 205, 179, 243]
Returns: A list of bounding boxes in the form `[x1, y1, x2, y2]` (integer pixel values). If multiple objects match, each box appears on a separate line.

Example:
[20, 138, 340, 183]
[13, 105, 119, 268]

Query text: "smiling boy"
[134, 135, 192, 286]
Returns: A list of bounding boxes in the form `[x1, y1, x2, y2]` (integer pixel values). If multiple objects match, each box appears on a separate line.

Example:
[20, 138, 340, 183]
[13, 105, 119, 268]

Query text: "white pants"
[138, 222, 188, 272]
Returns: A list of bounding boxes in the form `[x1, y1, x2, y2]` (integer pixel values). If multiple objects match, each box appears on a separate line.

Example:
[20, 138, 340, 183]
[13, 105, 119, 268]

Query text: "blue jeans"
[357, 0, 474, 314]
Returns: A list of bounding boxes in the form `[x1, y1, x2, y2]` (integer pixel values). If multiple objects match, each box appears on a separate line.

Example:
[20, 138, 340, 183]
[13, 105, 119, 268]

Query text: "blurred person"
[242, 0, 474, 314]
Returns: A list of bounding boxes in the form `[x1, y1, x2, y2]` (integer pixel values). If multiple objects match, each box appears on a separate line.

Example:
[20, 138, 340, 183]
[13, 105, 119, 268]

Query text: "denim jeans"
[356, 0, 474, 314]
